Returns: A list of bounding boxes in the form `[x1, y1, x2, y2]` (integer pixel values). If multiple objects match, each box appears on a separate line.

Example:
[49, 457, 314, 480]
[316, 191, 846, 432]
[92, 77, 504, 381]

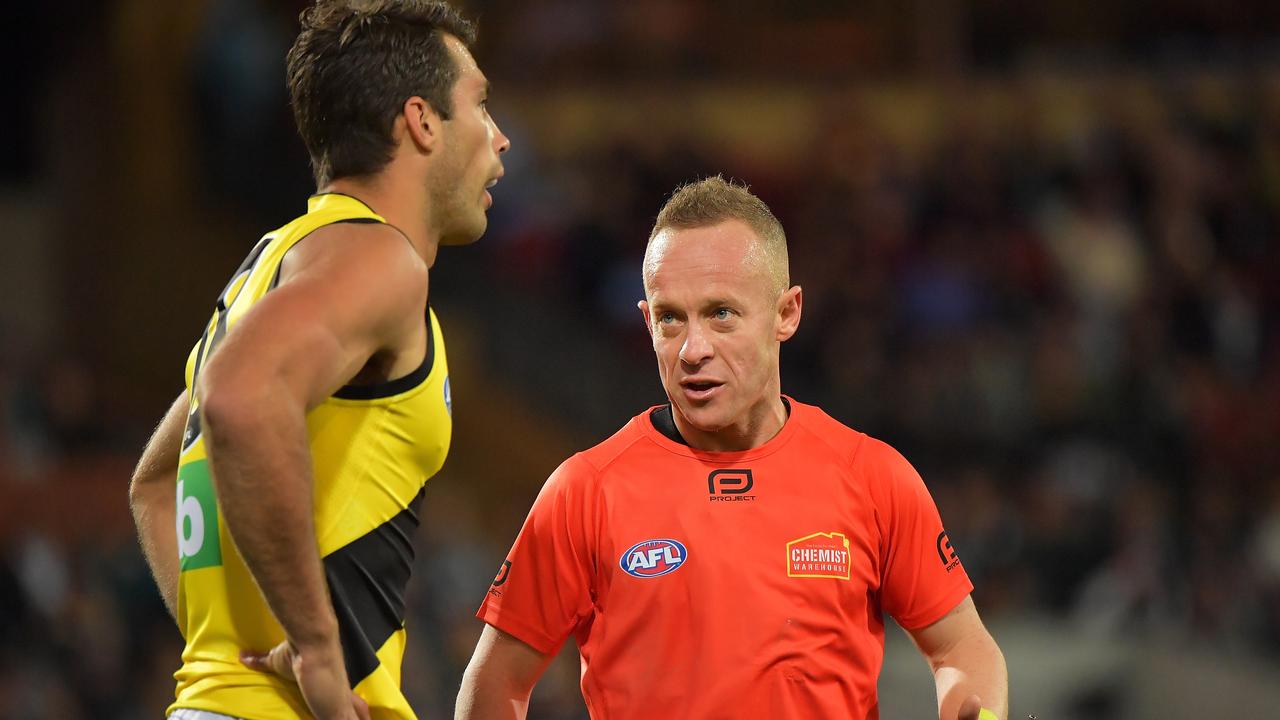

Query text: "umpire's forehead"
[643, 220, 769, 297]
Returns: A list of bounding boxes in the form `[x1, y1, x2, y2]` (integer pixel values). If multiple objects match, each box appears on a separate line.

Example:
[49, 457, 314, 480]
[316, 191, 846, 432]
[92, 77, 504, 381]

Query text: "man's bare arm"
[198, 223, 424, 720]
[129, 390, 189, 622]
[456, 625, 555, 720]
[906, 596, 1009, 720]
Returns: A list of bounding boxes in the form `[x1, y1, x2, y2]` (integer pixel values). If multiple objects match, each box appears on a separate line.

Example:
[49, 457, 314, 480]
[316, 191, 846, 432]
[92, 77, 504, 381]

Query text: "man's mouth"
[680, 379, 723, 401]
[486, 166, 504, 189]
[483, 172, 502, 208]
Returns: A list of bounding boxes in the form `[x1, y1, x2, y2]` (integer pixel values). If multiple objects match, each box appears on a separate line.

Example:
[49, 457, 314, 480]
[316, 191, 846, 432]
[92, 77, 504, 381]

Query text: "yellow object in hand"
[977, 711, 999, 720]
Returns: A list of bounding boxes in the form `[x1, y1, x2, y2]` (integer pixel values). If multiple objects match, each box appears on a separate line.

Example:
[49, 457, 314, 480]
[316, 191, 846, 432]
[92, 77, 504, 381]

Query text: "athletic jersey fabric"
[171, 193, 451, 719]
[478, 397, 970, 719]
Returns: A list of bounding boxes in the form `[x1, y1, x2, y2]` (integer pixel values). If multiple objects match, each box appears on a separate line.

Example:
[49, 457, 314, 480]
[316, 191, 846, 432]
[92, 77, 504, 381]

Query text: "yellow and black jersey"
[170, 193, 451, 719]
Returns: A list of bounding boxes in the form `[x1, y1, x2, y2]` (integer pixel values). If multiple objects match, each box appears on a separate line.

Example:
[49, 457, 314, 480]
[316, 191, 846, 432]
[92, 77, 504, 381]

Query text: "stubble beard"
[427, 153, 485, 246]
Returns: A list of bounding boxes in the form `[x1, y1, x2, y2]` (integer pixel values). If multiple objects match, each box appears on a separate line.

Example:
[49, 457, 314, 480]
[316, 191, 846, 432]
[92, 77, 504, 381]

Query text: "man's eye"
[714, 308, 732, 320]
[659, 312, 676, 324]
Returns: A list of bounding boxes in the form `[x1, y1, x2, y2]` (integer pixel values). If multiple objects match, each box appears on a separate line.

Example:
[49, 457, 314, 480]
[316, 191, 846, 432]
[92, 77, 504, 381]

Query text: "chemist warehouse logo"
[786, 532, 851, 580]
[620, 539, 687, 578]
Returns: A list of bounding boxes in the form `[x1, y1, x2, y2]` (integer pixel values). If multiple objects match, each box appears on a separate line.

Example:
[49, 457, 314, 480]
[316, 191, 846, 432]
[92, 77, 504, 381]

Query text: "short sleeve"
[868, 440, 973, 630]
[476, 455, 597, 655]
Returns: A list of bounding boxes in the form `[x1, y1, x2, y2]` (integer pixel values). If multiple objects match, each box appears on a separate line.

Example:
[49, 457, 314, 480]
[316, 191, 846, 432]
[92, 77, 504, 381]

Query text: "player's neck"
[673, 392, 789, 453]
[320, 177, 441, 267]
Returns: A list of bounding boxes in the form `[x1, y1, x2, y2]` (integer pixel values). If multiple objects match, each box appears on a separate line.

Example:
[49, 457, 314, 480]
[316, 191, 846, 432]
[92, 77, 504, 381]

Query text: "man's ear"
[401, 96, 442, 154]
[776, 285, 803, 342]
[638, 299, 653, 338]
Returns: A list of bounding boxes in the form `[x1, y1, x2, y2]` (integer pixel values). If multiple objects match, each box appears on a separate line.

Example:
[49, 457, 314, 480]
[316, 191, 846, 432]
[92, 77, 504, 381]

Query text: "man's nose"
[679, 323, 713, 365]
[493, 123, 511, 154]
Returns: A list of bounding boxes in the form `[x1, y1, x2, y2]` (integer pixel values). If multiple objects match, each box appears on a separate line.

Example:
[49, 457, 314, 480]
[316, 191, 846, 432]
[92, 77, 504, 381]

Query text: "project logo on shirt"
[707, 468, 756, 503]
[787, 531, 851, 580]
[487, 559, 511, 599]
[620, 538, 687, 578]
[936, 531, 961, 573]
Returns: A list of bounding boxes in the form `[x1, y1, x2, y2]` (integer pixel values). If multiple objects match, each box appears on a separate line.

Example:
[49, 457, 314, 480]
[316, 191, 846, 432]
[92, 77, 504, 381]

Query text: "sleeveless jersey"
[170, 193, 451, 719]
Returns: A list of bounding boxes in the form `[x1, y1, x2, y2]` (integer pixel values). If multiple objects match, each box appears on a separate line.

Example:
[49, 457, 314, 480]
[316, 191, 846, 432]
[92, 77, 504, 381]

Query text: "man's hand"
[957, 694, 998, 720]
[241, 641, 371, 720]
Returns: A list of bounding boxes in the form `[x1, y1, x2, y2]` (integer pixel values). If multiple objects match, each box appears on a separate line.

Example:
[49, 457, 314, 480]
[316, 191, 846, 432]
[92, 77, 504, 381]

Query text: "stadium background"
[3, 1, 1280, 718]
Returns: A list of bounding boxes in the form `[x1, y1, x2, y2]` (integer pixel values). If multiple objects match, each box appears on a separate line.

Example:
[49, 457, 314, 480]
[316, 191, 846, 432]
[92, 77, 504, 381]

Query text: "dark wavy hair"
[286, 0, 476, 186]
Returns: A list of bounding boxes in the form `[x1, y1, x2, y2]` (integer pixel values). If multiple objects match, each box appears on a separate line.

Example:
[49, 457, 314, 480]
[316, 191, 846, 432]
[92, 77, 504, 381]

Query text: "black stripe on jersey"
[182, 406, 202, 451]
[324, 485, 425, 687]
[332, 305, 435, 400]
[217, 235, 274, 311]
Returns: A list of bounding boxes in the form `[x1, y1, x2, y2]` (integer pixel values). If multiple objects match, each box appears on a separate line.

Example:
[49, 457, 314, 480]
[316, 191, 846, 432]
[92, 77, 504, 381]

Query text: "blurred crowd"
[3, 1, 1280, 719]
[475, 71, 1280, 653]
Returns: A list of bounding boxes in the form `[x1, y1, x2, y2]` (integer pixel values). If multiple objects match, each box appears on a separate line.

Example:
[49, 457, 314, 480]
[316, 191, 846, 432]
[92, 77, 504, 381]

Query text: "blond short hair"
[646, 176, 789, 296]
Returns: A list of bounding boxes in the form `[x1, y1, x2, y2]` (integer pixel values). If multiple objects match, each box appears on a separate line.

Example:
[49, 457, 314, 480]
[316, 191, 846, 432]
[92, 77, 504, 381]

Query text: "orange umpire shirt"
[477, 397, 973, 719]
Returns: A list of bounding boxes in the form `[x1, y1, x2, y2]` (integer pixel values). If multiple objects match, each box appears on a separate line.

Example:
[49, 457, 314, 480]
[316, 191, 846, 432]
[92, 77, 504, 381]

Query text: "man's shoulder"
[573, 409, 658, 472]
[285, 220, 420, 273]
[788, 399, 915, 474]
[788, 399, 867, 457]
[272, 220, 427, 321]
[538, 412, 654, 499]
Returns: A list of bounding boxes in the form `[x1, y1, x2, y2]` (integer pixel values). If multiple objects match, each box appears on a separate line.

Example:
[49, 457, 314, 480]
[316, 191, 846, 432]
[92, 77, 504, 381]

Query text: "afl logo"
[620, 539, 687, 578]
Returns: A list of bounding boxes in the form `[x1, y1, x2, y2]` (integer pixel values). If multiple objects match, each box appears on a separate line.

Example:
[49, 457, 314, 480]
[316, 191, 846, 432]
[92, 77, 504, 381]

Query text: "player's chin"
[672, 397, 731, 432]
[440, 213, 488, 246]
